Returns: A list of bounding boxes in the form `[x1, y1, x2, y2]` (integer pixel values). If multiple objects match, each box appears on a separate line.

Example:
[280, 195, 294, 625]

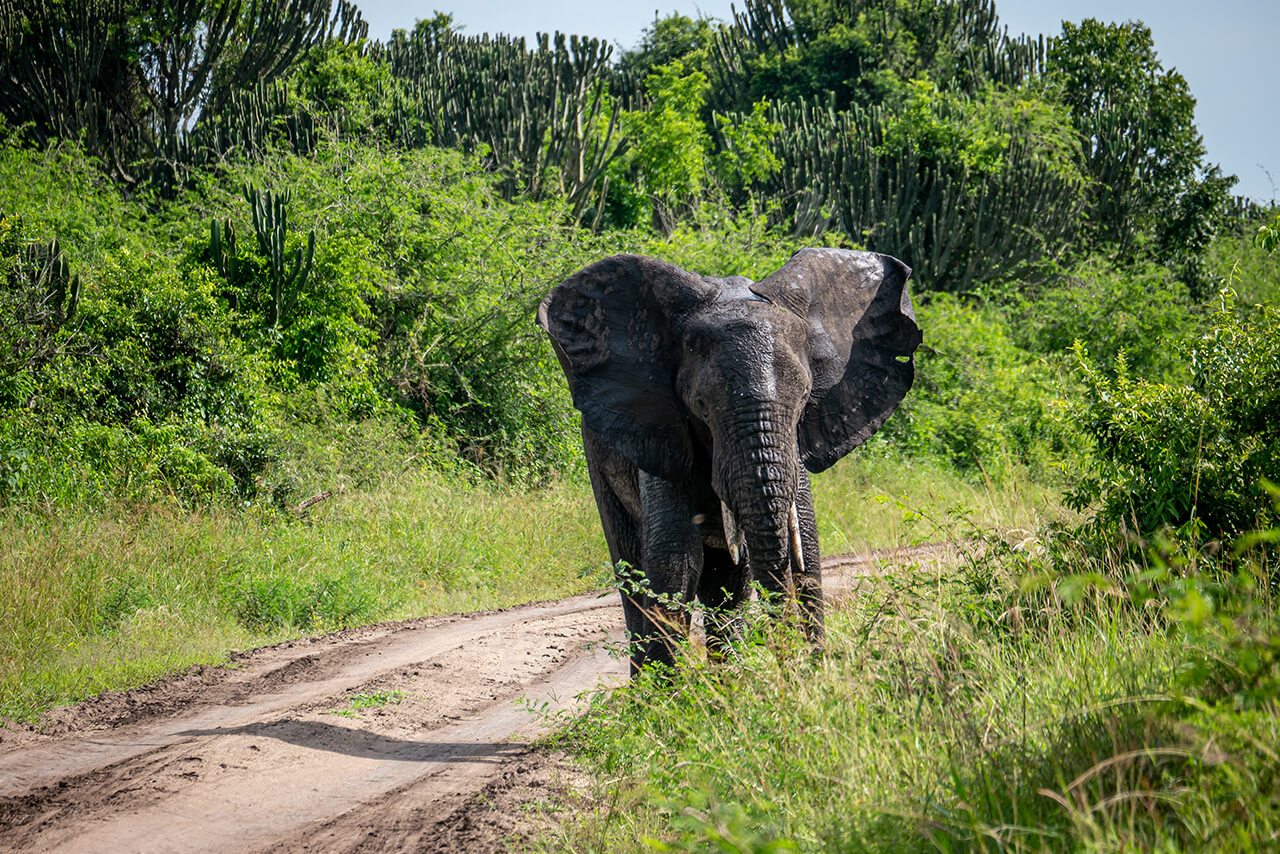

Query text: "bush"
[1011, 257, 1205, 383]
[881, 293, 1085, 480]
[1205, 221, 1280, 307]
[0, 213, 277, 506]
[1071, 296, 1280, 539]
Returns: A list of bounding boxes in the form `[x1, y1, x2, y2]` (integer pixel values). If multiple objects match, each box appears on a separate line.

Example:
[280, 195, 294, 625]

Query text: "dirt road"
[0, 546, 951, 852]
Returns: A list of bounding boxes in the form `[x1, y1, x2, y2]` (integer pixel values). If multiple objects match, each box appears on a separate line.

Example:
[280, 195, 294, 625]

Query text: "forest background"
[1, 0, 1278, 848]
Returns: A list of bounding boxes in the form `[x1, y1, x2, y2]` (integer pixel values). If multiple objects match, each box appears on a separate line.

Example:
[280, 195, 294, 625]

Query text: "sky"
[357, 1, 1278, 203]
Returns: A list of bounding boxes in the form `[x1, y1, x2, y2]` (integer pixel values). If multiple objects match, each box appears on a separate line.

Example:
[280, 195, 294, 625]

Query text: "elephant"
[537, 248, 921, 673]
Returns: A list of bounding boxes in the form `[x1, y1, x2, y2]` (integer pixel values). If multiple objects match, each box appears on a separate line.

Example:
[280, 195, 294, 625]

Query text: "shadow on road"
[176, 719, 525, 764]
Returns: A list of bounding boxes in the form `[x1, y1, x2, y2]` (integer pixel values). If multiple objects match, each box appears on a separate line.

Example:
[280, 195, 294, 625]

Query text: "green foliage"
[327, 689, 404, 717]
[0, 217, 80, 385]
[1011, 258, 1205, 382]
[244, 184, 316, 330]
[0, 471, 607, 721]
[290, 40, 393, 134]
[597, 157, 650, 230]
[1208, 218, 1280, 306]
[630, 208, 809, 280]
[222, 569, 382, 632]
[1257, 210, 1280, 254]
[882, 293, 1085, 479]
[731, 96, 1086, 290]
[0, 0, 355, 192]
[623, 61, 714, 209]
[1047, 18, 1230, 270]
[226, 138, 594, 480]
[712, 100, 783, 192]
[1071, 297, 1280, 539]
[711, 0, 1015, 112]
[615, 12, 719, 98]
[371, 26, 619, 209]
[550, 542, 1280, 851]
[0, 136, 150, 269]
[880, 79, 1083, 181]
[0, 205, 285, 506]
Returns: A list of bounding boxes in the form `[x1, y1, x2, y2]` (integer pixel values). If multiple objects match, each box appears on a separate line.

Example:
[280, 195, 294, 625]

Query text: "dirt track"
[0, 546, 953, 853]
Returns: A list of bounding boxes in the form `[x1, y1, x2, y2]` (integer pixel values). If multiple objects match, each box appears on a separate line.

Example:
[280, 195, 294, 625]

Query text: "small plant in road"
[325, 689, 404, 718]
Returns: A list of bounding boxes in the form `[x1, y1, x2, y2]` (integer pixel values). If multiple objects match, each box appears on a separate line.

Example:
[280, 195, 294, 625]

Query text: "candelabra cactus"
[244, 185, 315, 329]
[1, 235, 81, 375]
[712, 99, 1083, 289]
[27, 238, 81, 324]
[209, 217, 242, 302]
[372, 28, 621, 209]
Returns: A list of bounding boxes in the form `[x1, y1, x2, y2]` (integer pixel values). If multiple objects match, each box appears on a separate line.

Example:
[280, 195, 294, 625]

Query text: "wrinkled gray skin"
[538, 249, 921, 673]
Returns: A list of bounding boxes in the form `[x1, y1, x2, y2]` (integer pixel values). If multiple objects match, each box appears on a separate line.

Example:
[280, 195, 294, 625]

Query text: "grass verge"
[542, 535, 1279, 851]
[0, 470, 607, 724]
[813, 451, 1066, 551]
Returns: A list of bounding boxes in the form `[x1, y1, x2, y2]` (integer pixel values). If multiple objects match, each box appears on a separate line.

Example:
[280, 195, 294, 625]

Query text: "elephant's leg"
[697, 545, 748, 660]
[583, 430, 641, 569]
[793, 468, 824, 643]
[628, 472, 702, 673]
[581, 431, 649, 668]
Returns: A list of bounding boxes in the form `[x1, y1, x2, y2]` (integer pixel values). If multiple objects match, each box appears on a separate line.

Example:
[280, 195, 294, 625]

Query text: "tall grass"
[0, 450, 1043, 725]
[0, 470, 607, 723]
[812, 451, 1066, 552]
[546, 536, 1279, 851]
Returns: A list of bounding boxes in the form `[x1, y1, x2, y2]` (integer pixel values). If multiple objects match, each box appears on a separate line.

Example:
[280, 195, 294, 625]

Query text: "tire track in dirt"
[0, 545, 955, 853]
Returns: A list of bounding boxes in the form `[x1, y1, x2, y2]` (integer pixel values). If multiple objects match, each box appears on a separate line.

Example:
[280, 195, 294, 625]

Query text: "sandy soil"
[0, 545, 956, 853]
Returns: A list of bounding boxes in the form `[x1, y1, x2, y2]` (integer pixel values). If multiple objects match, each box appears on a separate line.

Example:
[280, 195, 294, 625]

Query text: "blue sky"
[357, 1, 1278, 203]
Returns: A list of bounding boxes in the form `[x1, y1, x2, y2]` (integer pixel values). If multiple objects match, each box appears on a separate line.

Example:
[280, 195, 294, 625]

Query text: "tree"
[614, 11, 719, 101]
[0, 0, 354, 189]
[710, 0, 1013, 113]
[1046, 18, 1230, 266]
[621, 61, 713, 231]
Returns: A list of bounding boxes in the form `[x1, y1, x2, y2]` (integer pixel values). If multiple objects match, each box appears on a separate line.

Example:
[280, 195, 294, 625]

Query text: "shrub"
[1205, 221, 1280, 307]
[1011, 257, 1205, 383]
[1070, 296, 1280, 539]
[881, 293, 1086, 480]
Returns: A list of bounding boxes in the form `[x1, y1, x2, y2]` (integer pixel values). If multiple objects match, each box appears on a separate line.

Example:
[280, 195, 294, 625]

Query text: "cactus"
[0, 0, 138, 182]
[1, 235, 82, 375]
[244, 185, 315, 329]
[370, 28, 621, 207]
[26, 238, 82, 324]
[709, 0, 1043, 113]
[325, 0, 368, 44]
[714, 98, 1084, 290]
[209, 217, 242, 303]
[0, 0, 349, 195]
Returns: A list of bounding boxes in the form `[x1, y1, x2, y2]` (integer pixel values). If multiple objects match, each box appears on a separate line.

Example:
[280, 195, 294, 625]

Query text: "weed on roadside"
[543, 518, 1279, 852]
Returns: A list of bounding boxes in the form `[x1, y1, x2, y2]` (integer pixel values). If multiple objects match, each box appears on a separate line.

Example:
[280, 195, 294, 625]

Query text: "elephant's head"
[538, 249, 921, 586]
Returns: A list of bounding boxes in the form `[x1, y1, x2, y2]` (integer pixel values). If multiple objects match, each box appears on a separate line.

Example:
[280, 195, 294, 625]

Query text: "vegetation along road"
[0, 548, 947, 853]
[2, 0, 1277, 847]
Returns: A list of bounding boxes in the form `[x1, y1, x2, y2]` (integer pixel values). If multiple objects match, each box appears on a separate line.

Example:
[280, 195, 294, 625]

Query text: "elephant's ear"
[538, 254, 715, 480]
[753, 248, 922, 473]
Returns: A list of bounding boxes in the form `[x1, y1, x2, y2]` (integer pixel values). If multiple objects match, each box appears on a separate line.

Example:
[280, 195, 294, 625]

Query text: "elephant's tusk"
[721, 501, 744, 565]
[788, 502, 805, 575]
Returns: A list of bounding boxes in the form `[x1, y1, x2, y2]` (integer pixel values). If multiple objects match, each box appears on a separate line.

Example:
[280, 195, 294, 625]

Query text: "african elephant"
[537, 249, 921, 673]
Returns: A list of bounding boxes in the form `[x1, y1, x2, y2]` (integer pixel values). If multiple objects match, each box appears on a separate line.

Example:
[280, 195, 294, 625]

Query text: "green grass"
[812, 451, 1067, 552]
[0, 469, 607, 724]
[0, 451, 1054, 727]
[326, 689, 404, 718]
[544, 537, 1279, 852]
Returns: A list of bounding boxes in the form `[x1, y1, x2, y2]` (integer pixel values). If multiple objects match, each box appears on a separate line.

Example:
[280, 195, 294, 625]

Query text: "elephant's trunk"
[717, 406, 802, 596]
